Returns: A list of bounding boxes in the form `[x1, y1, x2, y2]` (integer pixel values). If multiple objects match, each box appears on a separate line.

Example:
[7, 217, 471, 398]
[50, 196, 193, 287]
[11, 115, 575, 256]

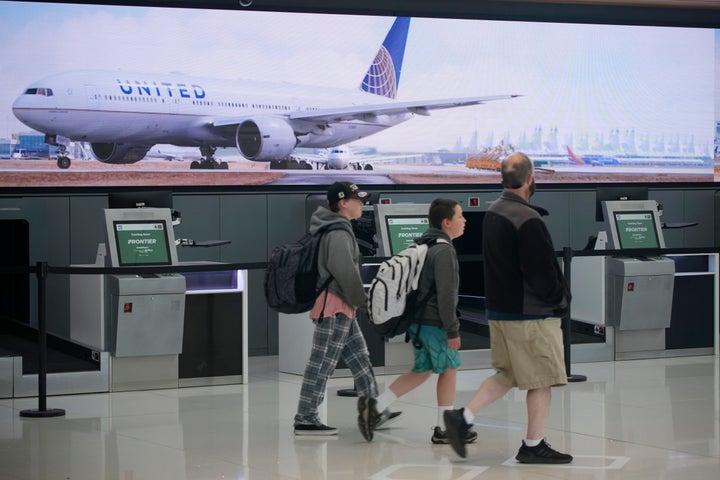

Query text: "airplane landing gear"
[190, 159, 229, 169]
[57, 156, 71, 169]
[269, 157, 313, 170]
[55, 145, 71, 169]
[269, 159, 288, 170]
[190, 145, 229, 169]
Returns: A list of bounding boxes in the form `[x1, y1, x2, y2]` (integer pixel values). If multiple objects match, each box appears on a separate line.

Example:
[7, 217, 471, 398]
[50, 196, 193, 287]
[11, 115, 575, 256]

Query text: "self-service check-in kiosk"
[601, 200, 675, 355]
[103, 208, 185, 355]
[104, 208, 185, 390]
[71, 208, 186, 391]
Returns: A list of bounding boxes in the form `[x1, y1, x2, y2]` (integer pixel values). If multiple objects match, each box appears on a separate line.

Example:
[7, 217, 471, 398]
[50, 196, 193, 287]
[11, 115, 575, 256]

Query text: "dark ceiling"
[26, 0, 720, 27]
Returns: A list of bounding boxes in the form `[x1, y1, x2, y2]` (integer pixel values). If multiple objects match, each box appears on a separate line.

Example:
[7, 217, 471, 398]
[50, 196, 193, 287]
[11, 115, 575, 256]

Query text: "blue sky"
[0, 1, 715, 153]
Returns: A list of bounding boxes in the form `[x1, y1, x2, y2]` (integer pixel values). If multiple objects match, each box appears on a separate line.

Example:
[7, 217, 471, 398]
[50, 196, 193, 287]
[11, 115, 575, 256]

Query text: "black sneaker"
[431, 426, 478, 445]
[293, 423, 338, 436]
[375, 410, 402, 430]
[443, 408, 472, 458]
[357, 396, 381, 441]
[515, 439, 573, 464]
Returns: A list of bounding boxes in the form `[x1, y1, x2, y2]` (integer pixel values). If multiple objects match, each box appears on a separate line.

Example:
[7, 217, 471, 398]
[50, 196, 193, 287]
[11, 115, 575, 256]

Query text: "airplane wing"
[289, 94, 521, 122]
[211, 94, 520, 128]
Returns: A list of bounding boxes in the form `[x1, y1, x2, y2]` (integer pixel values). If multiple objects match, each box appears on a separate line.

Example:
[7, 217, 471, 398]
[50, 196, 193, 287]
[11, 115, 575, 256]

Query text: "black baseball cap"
[327, 181, 372, 204]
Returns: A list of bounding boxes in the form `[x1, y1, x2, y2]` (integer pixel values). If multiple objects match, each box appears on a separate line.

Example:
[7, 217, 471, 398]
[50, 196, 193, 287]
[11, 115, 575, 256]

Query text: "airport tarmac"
[0, 158, 714, 187]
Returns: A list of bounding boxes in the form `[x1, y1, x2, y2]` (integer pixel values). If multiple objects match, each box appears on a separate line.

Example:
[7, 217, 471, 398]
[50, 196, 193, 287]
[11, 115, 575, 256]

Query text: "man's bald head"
[501, 152, 533, 189]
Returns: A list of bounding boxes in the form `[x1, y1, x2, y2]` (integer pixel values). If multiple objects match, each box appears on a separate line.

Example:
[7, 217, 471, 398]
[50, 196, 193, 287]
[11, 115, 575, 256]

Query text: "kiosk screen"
[113, 220, 172, 266]
[384, 215, 430, 255]
[612, 211, 660, 249]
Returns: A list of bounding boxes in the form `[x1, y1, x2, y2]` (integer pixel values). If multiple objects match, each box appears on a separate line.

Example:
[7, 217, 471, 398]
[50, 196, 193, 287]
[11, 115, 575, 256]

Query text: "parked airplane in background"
[318, 146, 374, 170]
[566, 146, 620, 166]
[145, 145, 201, 162]
[290, 145, 421, 170]
[290, 146, 369, 170]
[12, 17, 518, 170]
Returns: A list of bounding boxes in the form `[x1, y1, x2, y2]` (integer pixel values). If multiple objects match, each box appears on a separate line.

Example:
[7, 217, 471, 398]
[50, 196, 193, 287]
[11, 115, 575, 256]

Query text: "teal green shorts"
[408, 324, 461, 374]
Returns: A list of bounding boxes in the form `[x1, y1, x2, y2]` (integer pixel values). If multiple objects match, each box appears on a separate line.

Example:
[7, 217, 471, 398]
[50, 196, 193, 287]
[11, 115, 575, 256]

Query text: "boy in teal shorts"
[369, 198, 477, 444]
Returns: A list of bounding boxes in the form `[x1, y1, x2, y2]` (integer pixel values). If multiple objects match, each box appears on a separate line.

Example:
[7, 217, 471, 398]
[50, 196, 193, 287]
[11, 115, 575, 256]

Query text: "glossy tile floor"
[1, 355, 719, 479]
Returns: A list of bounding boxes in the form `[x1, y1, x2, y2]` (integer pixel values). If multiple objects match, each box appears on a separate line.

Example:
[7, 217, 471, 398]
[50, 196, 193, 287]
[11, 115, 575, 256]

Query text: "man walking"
[444, 153, 572, 463]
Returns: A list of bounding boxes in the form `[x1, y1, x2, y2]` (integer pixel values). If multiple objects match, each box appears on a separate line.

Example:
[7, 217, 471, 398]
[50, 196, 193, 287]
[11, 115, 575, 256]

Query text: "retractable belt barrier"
[3, 248, 717, 416]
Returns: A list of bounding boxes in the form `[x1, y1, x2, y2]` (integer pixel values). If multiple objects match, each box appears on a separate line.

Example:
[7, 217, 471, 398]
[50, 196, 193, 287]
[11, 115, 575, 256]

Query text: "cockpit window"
[24, 88, 53, 96]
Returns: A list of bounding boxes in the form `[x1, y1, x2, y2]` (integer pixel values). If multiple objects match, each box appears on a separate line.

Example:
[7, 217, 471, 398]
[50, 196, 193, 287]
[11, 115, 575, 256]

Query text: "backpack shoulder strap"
[427, 237, 449, 247]
[414, 237, 451, 304]
[417, 236, 450, 247]
[403, 237, 451, 344]
[315, 221, 346, 235]
[316, 221, 353, 244]
[314, 221, 351, 288]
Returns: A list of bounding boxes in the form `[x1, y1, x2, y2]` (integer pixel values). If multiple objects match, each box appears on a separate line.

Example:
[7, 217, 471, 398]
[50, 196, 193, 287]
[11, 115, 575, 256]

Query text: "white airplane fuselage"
[12, 70, 410, 155]
[10, 18, 517, 169]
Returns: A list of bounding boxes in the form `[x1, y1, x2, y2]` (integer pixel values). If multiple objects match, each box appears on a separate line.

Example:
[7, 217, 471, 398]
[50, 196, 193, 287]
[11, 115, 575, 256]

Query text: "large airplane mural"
[11, 17, 518, 170]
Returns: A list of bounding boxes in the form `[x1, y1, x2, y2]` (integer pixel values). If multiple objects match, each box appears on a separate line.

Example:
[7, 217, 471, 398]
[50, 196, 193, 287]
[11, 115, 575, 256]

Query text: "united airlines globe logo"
[361, 46, 397, 99]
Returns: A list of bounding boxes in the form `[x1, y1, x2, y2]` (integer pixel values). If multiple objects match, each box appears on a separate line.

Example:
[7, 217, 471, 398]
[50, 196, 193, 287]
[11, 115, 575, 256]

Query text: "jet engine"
[235, 118, 297, 161]
[91, 143, 152, 164]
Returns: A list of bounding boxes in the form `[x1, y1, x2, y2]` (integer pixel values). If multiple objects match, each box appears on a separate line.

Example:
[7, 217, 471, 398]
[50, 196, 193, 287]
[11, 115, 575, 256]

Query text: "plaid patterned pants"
[294, 313, 378, 425]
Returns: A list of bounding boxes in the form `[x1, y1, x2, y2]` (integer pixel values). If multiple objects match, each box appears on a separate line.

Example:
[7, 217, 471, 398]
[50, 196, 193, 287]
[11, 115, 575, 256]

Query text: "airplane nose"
[11, 100, 26, 122]
[12, 91, 58, 129]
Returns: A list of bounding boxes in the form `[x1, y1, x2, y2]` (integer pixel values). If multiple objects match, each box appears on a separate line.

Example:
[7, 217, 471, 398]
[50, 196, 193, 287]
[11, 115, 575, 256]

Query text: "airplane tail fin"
[359, 17, 410, 99]
[566, 146, 586, 165]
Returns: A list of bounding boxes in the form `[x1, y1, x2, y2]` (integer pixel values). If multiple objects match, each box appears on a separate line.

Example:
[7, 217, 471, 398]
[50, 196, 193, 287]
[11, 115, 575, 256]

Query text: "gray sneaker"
[375, 410, 402, 430]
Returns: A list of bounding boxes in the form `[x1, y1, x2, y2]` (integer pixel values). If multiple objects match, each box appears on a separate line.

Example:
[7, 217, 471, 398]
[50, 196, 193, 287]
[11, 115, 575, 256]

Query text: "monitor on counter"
[108, 190, 173, 210]
[602, 200, 665, 250]
[374, 204, 430, 257]
[104, 208, 179, 267]
[595, 186, 648, 222]
[384, 215, 430, 256]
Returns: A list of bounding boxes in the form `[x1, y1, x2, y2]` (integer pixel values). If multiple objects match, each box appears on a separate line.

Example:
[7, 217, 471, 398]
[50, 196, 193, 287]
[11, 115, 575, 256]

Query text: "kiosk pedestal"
[107, 274, 185, 357]
[106, 274, 185, 391]
[606, 256, 675, 355]
[70, 272, 187, 391]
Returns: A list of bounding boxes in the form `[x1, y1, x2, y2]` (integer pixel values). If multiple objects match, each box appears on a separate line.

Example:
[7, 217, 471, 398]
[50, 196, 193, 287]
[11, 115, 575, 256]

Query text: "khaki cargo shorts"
[488, 317, 567, 390]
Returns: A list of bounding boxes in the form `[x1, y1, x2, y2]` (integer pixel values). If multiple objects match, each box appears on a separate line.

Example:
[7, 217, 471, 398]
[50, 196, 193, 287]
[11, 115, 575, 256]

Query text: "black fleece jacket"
[482, 191, 569, 319]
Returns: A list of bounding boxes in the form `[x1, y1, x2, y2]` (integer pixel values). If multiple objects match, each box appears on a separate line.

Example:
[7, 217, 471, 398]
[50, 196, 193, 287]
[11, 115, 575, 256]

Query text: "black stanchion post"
[562, 247, 587, 383]
[20, 261, 65, 418]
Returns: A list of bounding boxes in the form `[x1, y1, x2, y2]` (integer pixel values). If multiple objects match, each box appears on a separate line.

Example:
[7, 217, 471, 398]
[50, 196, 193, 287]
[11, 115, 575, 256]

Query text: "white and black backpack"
[366, 238, 447, 338]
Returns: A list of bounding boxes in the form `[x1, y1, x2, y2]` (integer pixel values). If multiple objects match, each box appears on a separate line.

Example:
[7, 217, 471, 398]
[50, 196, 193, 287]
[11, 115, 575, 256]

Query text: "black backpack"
[264, 223, 345, 314]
